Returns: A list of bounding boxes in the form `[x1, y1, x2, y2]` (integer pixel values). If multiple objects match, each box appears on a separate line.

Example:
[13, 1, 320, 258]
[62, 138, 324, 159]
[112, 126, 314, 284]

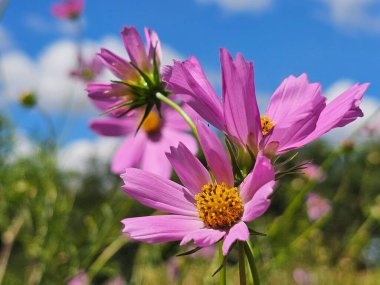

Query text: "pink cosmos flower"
[70, 55, 103, 82]
[293, 268, 311, 285]
[302, 163, 326, 182]
[164, 48, 368, 157]
[51, 0, 84, 20]
[86, 26, 163, 113]
[121, 121, 275, 255]
[67, 271, 88, 285]
[306, 192, 331, 221]
[90, 103, 197, 177]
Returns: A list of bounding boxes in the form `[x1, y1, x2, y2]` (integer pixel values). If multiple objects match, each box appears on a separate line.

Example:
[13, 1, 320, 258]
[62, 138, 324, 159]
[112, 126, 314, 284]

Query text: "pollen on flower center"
[261, 115, 275, 136]
[195, 183, 244, 230]
[141, 112, 161, 134]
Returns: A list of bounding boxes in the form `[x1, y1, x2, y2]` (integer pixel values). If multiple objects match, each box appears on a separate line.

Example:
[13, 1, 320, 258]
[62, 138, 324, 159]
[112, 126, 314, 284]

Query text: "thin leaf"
[176, 247, 202, 257]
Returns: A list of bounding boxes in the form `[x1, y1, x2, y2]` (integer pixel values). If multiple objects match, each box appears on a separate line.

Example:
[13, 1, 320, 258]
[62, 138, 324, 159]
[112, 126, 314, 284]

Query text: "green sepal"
[225, 137, 244, 183]
[130, 62, 154, 88]
[135, 103, 154, 135]
[176, 247, 202, 257]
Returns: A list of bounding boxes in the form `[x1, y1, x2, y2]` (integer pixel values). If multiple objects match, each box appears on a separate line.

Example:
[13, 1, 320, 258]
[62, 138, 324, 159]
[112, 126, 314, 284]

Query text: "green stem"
[155, 92, 199, 143]
[156, 92, 216, 183]
[0, 211, 26, 284]
[238, 242, 246, 285]
[244, 241, 260, 285]
[218, 241, 226, 285]
[87, 236, 128, 281]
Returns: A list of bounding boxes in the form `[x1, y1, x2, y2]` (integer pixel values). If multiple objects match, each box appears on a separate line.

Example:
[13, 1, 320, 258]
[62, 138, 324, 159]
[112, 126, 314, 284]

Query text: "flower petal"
[239, 152, 275, 203]
[220, 48, 261, 146]
[196, 120, 234, 187]
[166, 142, 211, 196]
[180, 228, 225, 247]
[97, 48, 138, 81]
[242, 181, 274, 222]
[111, 133, 146, 174]
[89, 117, 135, 137]
[264, 74, 326, 153]
[121, 26, 150, 71]
[121, 168, 197, 215]
[122, 215, 203, 243]
[222, 221, 249, 255]
[144, 27, 162, 67]
[163, 57, 225, 131]
[291, 83, 369, 149]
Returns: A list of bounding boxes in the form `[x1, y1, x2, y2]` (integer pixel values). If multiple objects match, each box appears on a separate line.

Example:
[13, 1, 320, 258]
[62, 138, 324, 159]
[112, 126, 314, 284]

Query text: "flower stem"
[218, 241, 226, 285]
[244, 241, 260, 285]
[238, 242, 246, 285]
[87, 236, 128, 281]
[155, 92, 200, 143]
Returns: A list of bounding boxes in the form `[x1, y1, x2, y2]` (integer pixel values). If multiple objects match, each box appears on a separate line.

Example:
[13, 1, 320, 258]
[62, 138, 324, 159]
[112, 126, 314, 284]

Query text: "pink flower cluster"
[85, 26, 367, 258]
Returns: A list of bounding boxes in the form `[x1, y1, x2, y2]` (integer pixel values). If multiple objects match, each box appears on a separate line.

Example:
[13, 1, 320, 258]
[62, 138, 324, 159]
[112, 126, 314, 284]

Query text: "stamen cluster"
[195, 183, 244, 230]
[260, 115, 275, 136]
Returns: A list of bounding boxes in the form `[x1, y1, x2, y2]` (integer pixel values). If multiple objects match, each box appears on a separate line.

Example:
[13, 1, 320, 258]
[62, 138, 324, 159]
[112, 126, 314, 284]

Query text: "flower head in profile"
[306, 192, 331, 221]
[87, 26, 169, 128]
[164, 48, 368, 157]
[70, 55, 103, 82]
[51, 0, 84, 20]
[90, 102, 197, 177]
[302, 163, 326, 182]
[121, 121, 275, 255]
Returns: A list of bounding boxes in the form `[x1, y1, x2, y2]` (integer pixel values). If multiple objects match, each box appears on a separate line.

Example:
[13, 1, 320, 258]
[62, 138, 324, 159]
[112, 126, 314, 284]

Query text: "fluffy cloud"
[319, 0, 380, 33]
[196, 0, 273, 13]
[57, 137, 119, 173]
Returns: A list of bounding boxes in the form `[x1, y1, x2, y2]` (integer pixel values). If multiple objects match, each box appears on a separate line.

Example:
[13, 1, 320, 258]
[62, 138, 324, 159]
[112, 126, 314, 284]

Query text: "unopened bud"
[341, 139, 354, 153]
[19, 91, 37, 108]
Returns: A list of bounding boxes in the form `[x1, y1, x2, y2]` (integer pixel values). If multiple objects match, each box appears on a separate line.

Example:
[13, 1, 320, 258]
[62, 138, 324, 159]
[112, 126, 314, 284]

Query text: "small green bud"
[19, 91, 37, 108]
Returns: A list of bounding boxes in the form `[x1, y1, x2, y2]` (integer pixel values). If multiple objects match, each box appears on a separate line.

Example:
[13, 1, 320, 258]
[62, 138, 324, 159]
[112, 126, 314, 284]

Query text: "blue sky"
[1, 0, 380, 168]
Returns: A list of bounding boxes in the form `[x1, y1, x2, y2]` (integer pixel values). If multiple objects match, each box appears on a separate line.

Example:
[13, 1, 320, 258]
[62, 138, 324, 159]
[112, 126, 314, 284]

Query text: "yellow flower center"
[195, 183, 244, 230]
[261, 115, 275, 136]
[141, 112, 161, 134]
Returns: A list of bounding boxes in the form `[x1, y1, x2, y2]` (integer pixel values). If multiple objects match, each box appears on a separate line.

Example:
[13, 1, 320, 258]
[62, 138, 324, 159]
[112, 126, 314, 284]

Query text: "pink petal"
[180, 228, 225, 247]
[196, 120, 234, 187]
[122, 215, 203, 243]
[264, 74, 326, 153]
[220, 48, 261, 146]
[242, 181, 274, 222]
[111, 133, 146, 174]
[89, 117, 135, 137]
[222, 221, 249, 255]
[139, 132, 174, 179]
[163, 57, 225, 131]
[291, 83, 368, 149]
[166, 143, 211, 196]
[162, 102, 198, 131]
[97, 48, 138, 81]
[239, 152, 275, 203]
[144, 27, 162, 68]
[121, 26, 150, 72]
[121, 168, 197, 215]
[139, 127, 197, 179]
[266, 74, 325, 127]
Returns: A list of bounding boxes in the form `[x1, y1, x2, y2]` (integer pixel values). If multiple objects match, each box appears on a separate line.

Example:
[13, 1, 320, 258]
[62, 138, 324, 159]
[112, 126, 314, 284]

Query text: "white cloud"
[196, 0, 273, 12]
[57, 138, 119, 173]
[319, 0, 380, 33]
